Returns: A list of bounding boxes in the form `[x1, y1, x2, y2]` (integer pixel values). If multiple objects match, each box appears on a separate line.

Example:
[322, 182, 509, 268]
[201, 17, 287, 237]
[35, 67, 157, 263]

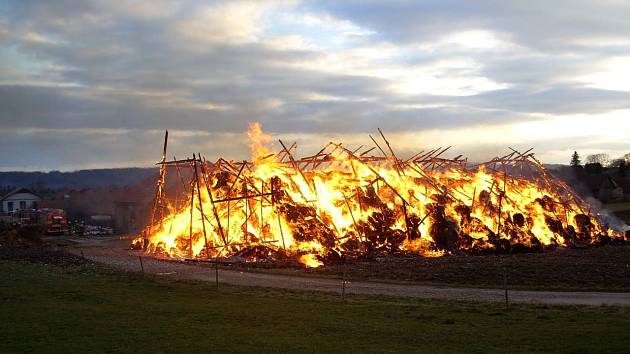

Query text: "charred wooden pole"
[355, 187, 367, 244]
[343, 194, 362, 242]
[158, 130, 169, 224]
[260, 180, 265, 241]
[402, 200, 411, 240]
[193, 155, 210, 258]
[271, 178, 287, 252]
[169, 156, 186, 234]
[310, 143, 332, 169]
[279, 139, 315, 195]
[314, 144, 340, 169]
[226, 200, 230, 243]
[277, 212, 286, 252]
[188, 166, 195, 257]
[198, 157, 224, 291]
[335, 142, 415, 206]
[199, 158, 227, 247]
[173, 156, 188, 206]
[147, 130, 169, 248]
[369, 134, 388, 157]
[227, 162, 247, 195]
[225, 162, 247, 245]
[276, 141, 296, 163]
[482, 181, 496, 215]
[213, 192, 280, 204]
[243, 180, 248, 242]
[497, 170, 507, 237]
[378, 128, 404, 176]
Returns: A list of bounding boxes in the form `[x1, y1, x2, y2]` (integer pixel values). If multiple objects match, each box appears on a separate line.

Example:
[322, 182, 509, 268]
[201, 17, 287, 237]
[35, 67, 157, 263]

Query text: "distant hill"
[0, 168, 159, 190]
[542, 163, 566, 170]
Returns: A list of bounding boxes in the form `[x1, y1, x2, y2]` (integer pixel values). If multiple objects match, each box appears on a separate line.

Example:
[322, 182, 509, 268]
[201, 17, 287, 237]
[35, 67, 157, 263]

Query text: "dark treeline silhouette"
[559, 151, 629, 203]
[0, 168, 158, 191]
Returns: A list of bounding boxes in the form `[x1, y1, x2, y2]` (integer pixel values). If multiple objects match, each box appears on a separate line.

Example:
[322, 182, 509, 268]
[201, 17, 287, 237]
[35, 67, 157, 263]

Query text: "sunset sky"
[1, 0, 630, 170]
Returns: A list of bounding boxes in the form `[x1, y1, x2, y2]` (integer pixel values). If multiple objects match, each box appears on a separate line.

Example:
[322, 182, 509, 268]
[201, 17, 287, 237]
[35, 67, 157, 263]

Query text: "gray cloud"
[318, 0, 630, 51]
[1, 0, 630, 169]
[465, 86, 630, 114]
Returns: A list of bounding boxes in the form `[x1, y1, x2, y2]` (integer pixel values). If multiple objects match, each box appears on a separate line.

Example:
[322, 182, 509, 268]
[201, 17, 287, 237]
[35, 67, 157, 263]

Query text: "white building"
[0, 188, 42, 212]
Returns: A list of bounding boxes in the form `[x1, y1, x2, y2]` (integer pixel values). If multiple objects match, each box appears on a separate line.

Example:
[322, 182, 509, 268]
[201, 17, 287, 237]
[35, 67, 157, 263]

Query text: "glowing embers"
[135, 124, 622, 267]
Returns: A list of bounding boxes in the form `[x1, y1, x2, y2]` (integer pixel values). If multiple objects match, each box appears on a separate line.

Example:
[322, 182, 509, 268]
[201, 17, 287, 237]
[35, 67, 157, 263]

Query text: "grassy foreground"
[1, 260, 630, 353]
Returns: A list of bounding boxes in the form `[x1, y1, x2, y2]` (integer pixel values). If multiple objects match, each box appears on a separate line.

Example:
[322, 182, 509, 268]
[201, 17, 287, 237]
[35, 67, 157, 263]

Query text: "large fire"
[135, 123, 623, 267]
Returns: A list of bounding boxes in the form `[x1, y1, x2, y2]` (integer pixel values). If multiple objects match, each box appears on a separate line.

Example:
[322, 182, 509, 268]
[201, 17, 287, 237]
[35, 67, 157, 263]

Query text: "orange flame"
[137, 123, 622, 266]
[248, 122, 273, 162]
[299, 254, 323, 268]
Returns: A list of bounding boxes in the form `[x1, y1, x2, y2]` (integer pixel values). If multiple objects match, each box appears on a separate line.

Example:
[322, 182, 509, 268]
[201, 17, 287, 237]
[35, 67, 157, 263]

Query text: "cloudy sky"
[1, 0, 630, 171]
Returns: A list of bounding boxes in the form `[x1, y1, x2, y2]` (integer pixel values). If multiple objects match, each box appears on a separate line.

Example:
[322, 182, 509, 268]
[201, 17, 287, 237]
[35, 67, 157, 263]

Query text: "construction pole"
[503, 266, 509, 312]
[341, 255, 347, 302]
[215, 252, 219, 291]
[138, 256, 144, 277]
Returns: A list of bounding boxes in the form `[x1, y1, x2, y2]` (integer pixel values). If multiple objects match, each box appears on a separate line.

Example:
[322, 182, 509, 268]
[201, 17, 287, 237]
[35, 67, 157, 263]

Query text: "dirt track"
[68, 237, 630, 306]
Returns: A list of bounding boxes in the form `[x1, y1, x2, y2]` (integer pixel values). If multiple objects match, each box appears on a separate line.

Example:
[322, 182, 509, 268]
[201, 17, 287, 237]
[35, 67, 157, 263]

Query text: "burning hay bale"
[134, 123, 625, 267]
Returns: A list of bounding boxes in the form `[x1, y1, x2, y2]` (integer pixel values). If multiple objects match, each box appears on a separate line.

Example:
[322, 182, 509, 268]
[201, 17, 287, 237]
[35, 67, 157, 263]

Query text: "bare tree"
[586, 153, 609, 166]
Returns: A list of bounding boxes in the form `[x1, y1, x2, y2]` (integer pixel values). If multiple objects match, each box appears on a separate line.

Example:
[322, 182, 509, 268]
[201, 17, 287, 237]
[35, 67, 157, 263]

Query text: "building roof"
[0, 187, 42, 202]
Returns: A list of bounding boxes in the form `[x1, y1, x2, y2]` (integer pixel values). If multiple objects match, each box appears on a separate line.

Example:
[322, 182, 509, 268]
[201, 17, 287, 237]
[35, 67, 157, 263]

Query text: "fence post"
[138, 256, 145, 277]
[503, 266, 509, 312]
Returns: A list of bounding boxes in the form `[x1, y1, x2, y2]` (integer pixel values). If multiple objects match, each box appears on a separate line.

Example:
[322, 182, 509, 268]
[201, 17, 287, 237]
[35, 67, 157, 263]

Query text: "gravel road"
[68, 237, 630, 306]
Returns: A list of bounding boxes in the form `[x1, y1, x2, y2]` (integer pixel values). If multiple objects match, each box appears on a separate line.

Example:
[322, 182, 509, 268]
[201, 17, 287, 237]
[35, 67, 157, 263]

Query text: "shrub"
[16, 224, 45, 244]
[584, 163, 603, 174]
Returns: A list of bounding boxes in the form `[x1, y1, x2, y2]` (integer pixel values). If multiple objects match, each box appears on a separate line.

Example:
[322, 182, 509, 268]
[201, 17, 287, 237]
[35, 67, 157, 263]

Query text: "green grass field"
[1, 260, 630, 353]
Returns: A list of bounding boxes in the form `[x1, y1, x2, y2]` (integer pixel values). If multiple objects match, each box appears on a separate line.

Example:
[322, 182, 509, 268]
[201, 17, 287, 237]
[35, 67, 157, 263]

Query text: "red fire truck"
[7, 208, 68, 235]
[41, 208, 68, 235]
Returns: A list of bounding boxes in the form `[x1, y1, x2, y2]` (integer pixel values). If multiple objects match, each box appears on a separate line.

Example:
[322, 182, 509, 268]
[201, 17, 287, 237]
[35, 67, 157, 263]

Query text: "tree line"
[570, 151, 628, 175]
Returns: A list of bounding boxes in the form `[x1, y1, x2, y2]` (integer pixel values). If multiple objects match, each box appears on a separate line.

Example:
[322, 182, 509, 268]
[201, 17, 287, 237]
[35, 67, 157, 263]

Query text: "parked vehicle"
[1, 208, 68, 235]
[41, 209, 68, 235]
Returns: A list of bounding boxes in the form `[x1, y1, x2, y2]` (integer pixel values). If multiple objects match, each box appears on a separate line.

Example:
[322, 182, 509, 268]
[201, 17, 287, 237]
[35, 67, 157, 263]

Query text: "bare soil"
[233, 246, 630, 292]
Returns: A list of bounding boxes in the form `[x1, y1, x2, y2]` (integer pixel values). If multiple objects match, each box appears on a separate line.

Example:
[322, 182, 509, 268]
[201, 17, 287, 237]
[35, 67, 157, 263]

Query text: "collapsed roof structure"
[135, 123, 623, 267]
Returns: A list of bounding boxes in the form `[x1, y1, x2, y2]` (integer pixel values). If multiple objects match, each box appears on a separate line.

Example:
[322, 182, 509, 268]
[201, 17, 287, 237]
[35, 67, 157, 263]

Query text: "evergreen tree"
[570, 151, 581, 168]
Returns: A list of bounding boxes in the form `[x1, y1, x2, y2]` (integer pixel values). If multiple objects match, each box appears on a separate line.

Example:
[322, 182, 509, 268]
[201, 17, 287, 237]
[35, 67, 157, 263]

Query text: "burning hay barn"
[134, 123, 625, 267]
